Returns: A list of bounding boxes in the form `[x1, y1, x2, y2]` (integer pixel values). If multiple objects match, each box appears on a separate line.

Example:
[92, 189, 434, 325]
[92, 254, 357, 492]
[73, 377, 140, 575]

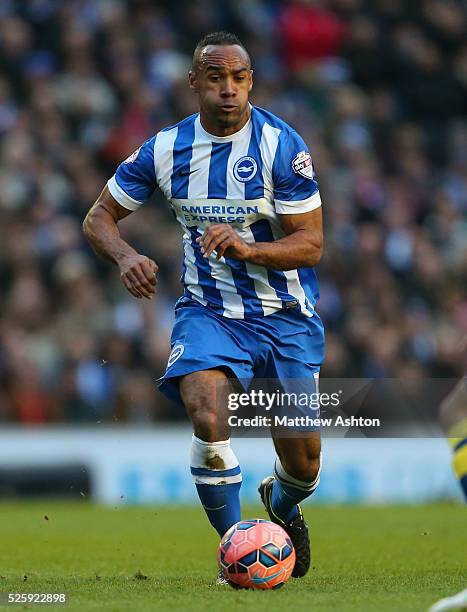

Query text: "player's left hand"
[197, 225, 252, 261]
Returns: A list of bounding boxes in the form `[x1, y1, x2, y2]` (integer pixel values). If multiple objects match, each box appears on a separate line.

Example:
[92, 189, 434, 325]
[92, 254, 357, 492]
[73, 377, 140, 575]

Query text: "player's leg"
[255, 307, 325, 577]
[258, 432, 320, 578]
[256, 309, 324, 524]
[180, 368, 231, 442]
[268, 432, 321, 524]
[439, 377, 467, 501]
[158, 299, 255, 538]
[179, 368, 244, 538]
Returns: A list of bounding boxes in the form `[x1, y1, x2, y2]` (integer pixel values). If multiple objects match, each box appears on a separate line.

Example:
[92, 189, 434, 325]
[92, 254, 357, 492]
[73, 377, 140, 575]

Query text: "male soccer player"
[83, 32, 324, 581]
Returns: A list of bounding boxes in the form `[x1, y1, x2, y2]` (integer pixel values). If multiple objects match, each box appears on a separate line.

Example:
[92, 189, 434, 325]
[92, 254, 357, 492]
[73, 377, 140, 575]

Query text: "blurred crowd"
[0, 0, 465, 424]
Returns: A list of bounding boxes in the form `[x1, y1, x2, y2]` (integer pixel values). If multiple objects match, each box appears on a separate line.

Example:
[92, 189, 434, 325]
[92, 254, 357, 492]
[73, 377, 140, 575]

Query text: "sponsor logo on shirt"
[179, 203, 260, 225]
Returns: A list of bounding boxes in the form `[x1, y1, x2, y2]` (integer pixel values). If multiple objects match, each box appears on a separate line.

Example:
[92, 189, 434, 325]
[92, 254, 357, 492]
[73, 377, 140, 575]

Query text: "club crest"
[233, 156, 258, 182]
[167, 344, 184, 368]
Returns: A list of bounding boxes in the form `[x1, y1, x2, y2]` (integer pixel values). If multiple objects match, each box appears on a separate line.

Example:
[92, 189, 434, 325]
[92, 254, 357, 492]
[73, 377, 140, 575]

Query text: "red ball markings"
[217, 519, 296, 590]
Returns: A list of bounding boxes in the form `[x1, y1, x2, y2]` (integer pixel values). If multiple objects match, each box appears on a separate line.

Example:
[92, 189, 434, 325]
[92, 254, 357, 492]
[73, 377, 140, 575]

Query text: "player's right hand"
[118, 254, 158, 300]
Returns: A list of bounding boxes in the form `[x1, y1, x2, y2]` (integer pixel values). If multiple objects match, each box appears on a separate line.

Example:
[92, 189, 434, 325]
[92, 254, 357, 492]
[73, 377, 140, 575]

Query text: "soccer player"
[83, 32, 324, 582]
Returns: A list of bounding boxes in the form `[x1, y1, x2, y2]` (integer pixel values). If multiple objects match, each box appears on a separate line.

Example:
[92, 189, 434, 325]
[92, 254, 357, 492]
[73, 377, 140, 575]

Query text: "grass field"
[0, 501, 465, 611]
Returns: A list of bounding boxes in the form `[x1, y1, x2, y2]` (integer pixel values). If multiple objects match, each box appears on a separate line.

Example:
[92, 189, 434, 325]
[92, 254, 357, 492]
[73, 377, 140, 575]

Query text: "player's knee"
[187, 401, 217, 434]
[282, 452, 321, 483]
[183, 395, 219, 440]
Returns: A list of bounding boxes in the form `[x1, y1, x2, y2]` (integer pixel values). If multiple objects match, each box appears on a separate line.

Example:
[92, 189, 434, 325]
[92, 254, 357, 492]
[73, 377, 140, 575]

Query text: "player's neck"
[199, 107, 251, 138]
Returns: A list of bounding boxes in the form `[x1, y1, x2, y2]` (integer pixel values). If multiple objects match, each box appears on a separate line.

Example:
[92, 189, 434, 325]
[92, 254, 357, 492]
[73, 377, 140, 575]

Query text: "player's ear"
[248, 69, 253, 92]
[189, 70, 198, 93]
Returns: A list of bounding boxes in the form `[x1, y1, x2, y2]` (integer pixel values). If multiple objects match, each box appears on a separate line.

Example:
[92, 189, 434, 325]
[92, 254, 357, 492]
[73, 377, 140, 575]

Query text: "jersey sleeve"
[107, 136, 157, 211]
[272, 130, 322, 214]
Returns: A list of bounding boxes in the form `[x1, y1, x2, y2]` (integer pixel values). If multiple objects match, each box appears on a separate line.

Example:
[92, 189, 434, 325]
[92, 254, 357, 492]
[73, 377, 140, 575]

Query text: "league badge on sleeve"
[123, 146, 141, 164]
[292, 151, 314, 179]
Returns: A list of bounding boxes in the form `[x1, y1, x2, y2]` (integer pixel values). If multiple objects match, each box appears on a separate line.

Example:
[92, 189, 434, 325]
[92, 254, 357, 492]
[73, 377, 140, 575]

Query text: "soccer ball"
[217, 519, 296, 590]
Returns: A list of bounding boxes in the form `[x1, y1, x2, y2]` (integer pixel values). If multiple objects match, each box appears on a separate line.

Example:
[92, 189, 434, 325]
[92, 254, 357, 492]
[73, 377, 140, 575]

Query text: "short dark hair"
[193, 31, 249, 67]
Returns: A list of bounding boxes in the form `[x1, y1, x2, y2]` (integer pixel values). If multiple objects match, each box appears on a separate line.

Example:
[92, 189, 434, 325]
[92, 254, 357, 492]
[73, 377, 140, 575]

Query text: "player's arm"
[197, 207, 322, 271]
[83, 138, 158, 300]
[198, 129, 323, 270]
[83, 187, 157, 299]
[253, 207, 322, 269]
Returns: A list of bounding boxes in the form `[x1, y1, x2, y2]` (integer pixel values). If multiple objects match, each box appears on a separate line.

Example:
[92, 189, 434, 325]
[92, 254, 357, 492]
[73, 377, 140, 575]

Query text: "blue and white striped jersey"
[108, 106, 322, 319]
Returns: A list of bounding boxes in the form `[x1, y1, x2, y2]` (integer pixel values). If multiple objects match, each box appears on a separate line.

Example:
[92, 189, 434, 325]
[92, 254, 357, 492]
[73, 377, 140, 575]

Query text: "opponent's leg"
[259, 433, 321, 578]
[439, 377, 467, 501]
[180, 369, 242, 537]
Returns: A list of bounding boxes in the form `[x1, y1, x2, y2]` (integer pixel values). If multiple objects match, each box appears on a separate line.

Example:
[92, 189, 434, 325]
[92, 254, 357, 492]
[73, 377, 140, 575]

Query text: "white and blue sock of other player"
[270, 454, 322, 523]
[190, 435, 242, 538]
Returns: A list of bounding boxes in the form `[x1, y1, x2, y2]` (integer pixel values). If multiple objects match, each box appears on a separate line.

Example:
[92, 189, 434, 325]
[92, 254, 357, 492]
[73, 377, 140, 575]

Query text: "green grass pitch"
[0, 501, 465, 611]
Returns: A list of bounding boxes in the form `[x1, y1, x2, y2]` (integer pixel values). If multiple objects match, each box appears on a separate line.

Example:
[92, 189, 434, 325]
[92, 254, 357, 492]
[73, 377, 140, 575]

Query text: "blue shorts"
[158, 296, 325, 408]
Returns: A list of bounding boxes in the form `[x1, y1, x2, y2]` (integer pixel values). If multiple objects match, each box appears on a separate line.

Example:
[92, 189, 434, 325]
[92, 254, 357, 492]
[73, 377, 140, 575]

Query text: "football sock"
[190, 435, 242, 537]
[448, 419, 467, 501]
[270, 455, 321, 524]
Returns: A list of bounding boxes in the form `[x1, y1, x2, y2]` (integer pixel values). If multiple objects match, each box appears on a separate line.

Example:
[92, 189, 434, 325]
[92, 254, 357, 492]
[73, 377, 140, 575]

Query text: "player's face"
[189, 45, 253, 135]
